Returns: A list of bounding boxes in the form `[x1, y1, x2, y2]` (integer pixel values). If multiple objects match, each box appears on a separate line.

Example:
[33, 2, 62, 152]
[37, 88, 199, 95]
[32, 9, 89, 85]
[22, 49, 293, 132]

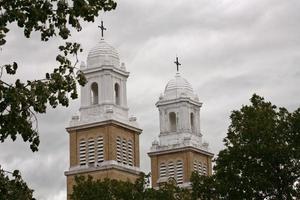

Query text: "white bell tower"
[70, 38, 137, 127]
[156, 72, 203, 147]
[66, 25, 142, 199]
[148, 60, 213, 188]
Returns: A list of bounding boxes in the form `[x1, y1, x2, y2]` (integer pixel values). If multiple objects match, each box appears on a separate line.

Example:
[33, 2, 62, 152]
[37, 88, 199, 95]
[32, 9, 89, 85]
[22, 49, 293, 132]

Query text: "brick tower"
[65, 37, 142, 198]
[148, 71, 213, 188]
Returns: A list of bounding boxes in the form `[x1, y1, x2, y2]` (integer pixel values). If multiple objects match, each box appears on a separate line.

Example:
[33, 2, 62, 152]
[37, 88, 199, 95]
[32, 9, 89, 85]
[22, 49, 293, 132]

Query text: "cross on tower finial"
[174, 56, 181, 72]
[98, 20, 106, 38]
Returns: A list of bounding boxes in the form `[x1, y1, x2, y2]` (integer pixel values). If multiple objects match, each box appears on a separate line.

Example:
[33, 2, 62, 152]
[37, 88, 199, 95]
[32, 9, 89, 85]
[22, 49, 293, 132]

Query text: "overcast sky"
[1, 0, 300, 199]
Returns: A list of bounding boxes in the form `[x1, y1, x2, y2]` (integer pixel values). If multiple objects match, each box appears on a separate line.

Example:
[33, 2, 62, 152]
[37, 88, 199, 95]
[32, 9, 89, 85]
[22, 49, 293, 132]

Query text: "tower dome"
[164, 72, 195, 99]
[87, 39, 120, 68]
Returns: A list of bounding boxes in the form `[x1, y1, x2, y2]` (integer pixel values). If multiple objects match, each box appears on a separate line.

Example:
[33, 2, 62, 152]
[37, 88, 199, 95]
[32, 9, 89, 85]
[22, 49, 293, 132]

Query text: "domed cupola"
[163, 72, 195, 100]
[87, 39, 120, 68]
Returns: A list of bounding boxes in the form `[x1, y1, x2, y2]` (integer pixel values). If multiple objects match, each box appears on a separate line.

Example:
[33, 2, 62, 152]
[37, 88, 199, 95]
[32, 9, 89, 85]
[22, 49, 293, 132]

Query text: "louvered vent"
[116, 137, 122, 163]
[193, 160, 198, 172]
[97, 136, 104, 163]
[198, 162, 203, 175]
[203, 163, 207, 175]
[88, 138, 95, 165]
[122, 139, 127, 165]
[160, 163, 167, 177]
[176, 160, 183, 184]
[128, 140, 133, 166]
[168, 161, 175, 178]
[79, 139, 86, 166]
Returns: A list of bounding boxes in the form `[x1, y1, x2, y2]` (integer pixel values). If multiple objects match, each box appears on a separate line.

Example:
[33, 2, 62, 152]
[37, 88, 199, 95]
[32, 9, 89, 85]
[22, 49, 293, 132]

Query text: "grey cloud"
[1, 0, 300, 199]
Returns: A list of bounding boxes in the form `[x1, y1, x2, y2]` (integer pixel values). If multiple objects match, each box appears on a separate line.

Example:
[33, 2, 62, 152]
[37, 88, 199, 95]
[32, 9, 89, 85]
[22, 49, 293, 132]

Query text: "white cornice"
[156, 97, 202, 107]
[66, 119, 142, 134]
[148, 145, 214, 157]
[65, 161, 142, 176]
[82, 65, 129, 77]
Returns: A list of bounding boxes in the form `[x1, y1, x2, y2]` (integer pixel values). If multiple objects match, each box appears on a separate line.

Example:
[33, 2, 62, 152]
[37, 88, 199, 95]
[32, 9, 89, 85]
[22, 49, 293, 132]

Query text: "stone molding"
[65, 160, 142, 176]
[66, 119, 142, 134]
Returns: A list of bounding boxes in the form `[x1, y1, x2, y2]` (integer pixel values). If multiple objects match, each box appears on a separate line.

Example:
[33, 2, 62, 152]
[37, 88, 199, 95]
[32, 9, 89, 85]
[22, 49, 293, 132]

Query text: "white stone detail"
[69, 39, 140, 130]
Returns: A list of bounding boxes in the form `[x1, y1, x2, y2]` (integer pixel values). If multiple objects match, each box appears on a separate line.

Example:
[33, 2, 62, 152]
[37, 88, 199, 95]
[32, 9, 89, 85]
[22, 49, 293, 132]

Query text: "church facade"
[64, 37, 142, 199]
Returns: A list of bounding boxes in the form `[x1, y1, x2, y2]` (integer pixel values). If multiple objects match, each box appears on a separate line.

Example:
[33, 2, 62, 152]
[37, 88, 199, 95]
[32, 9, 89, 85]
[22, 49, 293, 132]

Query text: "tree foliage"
[192, 94, 300, 200]
[0, 0, 117, 152]
[71, 173, 191, 200]
[0, 167, 35, 200]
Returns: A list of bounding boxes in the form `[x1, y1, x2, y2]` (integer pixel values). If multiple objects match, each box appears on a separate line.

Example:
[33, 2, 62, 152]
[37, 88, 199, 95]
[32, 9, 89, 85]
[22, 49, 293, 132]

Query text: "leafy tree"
[0, 0, 117, 152]
[71, 173, 191, 200]
[192, 94, 300, 200]
[0, 167, 35, 200]
[1, 0, 117, 198]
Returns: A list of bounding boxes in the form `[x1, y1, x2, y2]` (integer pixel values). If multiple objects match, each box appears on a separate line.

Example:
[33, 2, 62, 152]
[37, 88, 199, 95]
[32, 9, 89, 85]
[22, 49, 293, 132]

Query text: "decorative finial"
[98, 20, 106, 38]
[174, 56, 181, 72]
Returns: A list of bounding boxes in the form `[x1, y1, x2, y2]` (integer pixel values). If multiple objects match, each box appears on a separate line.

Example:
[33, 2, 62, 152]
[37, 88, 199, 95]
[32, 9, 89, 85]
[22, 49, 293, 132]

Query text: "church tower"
[65, 25, 142, 198]
[148, 62, 213, 187]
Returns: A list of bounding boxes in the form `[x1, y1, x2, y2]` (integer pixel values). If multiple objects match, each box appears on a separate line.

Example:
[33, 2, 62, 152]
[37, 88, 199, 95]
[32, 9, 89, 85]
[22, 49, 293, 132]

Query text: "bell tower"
[65, 34, 142, 198]
[148, 69, 213, 188]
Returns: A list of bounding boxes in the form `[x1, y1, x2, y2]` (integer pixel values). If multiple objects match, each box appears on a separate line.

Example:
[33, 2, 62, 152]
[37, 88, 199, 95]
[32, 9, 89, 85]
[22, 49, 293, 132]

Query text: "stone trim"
[65, 160, 142, 176]
[156, 97, 202, 107]
[148, 146, 214, 158]
[66, 119, 142, 134]
[83, 65, 129, 77]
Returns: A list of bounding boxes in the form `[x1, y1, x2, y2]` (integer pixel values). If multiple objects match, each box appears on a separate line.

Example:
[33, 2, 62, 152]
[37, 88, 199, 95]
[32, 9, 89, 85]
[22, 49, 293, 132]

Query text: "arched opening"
[90, 82, 98, 105]
[114, 83, 120, 105]
[190, 113, 195, 133]
[169, 112, 177, 132]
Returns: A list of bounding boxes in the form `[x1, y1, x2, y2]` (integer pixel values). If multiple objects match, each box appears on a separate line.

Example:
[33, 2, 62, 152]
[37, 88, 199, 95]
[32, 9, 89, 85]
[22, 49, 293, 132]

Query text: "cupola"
[86, 39, 120, 68]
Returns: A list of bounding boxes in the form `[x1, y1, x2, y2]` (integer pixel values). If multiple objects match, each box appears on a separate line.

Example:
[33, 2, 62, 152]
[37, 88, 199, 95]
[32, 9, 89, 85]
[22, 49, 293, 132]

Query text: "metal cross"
[98, 20, 106, 38]
[174, 56, 181, 72]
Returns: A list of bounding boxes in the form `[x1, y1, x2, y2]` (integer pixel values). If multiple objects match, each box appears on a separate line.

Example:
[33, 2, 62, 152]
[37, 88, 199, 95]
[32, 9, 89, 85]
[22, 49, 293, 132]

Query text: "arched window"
[114, 83, 120, 105]
[160, 163, 167, 178]
[190, 113, 195, 133]
[169, 112, 177, 132]
[79, 139, 86, 166]
[176, 160, 183, 184]
[90, 82, 99, 105]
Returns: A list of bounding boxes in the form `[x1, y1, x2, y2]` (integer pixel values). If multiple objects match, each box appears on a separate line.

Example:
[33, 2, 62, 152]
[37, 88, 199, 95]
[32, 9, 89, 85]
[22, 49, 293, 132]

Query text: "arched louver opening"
[116, 137, 122, 163]
[97, 136, 104, 163]
[88, 138, 95, 165]
[176, 160, 183, 184]
[79, 139, 86, 166]
[190, 112, 195, 133]
[198, 162, 203, 175]
[122, 139, 127, 165]
[193, 160, 198, 172]
[114, 83, 120, 105]
[168, 161, 175, 178]
[128, 140, 133, 166]
[169, 112, 177, 132]
[203, 163, 207, 175]
[160, 163, 167, 178]
[90, 82, 99, 105]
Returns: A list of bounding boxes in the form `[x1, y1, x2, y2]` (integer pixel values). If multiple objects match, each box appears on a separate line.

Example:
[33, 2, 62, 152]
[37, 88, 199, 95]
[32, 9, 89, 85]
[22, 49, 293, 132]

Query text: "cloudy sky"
[1, 0, 300, 199]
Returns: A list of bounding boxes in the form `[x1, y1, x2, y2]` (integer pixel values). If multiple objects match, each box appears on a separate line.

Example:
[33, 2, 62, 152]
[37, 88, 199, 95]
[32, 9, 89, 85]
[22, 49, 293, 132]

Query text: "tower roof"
[87, 39, 120, 68]
[163, 72, 195, 100]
